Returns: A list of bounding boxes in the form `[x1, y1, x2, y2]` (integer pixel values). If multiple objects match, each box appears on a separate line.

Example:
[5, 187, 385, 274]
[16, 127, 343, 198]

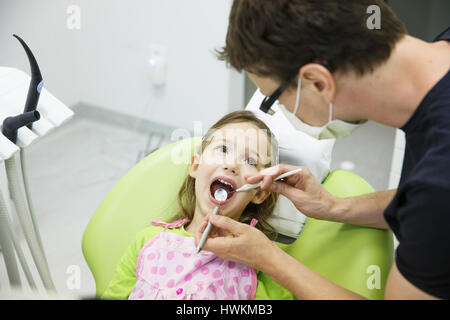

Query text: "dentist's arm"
[195, 215, 366, 300]
[196, 214, 439, 300]
[246, 164, 395, 229]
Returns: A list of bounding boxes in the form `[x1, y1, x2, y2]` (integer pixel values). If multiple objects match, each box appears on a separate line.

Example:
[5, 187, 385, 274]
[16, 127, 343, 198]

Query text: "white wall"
[0, 0, 243, 130]
[388, 129, 405, 190]
[388, 129, 405, 250]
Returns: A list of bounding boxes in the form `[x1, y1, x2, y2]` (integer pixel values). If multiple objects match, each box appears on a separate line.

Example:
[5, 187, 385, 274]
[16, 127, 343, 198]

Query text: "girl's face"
[189, 122, 273, 221]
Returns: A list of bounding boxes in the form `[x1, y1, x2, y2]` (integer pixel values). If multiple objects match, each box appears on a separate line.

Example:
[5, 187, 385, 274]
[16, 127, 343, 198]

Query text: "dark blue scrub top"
[384, 27, 450, 299]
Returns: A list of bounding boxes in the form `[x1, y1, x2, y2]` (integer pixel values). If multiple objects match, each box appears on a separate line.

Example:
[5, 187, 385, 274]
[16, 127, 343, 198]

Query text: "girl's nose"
[223, 164, 239, 175]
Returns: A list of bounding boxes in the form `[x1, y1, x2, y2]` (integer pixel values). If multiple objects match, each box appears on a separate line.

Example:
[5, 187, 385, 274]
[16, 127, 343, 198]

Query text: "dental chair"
[82, 137, 394, 300]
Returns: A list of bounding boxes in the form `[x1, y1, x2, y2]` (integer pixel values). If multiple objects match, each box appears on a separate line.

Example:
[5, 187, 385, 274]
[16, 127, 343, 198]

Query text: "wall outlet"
[148, 44, 167, 86]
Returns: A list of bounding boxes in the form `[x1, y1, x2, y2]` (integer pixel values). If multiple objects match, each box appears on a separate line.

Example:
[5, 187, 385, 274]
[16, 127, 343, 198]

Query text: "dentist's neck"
[335, 35, 450, 128]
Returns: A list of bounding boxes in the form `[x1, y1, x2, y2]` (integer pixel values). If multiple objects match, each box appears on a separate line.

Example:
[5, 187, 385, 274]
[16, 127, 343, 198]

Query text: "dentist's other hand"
[194, 214, 280, 272]
[245, 164, 340, 222]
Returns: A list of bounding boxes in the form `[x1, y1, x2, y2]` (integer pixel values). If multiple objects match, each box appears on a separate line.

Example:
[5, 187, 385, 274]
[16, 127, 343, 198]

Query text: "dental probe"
[196, 188, 227, 253]
[234, 168, 303, 192]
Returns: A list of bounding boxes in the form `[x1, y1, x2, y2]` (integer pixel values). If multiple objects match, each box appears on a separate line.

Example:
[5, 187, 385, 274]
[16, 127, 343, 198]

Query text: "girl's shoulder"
[134, 224, 164, 245]
[134, 220, 192, 247]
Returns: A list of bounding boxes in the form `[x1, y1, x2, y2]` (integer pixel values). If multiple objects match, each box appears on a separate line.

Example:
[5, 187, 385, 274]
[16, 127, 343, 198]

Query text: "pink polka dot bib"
[128, 218, 257, 300]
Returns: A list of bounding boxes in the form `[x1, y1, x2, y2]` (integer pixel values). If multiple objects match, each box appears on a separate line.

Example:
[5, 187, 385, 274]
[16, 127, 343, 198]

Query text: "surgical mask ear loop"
[292, 76, 302, 115]
[328, 102, 333, 123]
[293, 77, 333, 124]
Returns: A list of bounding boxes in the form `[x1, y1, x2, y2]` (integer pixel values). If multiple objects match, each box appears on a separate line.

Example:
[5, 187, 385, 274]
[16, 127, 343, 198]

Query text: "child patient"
[102, 110, 279, 300]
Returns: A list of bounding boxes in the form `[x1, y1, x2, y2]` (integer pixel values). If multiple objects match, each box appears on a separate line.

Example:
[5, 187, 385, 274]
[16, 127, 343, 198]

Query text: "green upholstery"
[82, 137, 393, 299]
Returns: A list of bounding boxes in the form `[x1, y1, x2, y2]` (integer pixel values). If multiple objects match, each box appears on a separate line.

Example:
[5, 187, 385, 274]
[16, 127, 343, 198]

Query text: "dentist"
[195, 0, 450, 299]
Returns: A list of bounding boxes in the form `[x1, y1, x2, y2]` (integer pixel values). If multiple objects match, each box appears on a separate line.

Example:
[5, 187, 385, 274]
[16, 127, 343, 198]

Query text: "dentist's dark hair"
[177, 110, 279, 240]
[217, 0, 407, 87]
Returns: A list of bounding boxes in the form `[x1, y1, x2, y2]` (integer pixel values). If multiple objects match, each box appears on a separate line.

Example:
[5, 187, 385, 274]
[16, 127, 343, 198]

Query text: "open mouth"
[209, 176, 236, 204]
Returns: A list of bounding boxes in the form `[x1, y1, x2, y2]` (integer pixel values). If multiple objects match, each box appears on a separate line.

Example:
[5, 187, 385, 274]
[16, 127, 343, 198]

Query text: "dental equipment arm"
[2, 111, 40, 143]
[2, 96, 55, 292]
[0, 35, 56, 292]
[12, 34, 49, 270]
[4, 151, 56, 291]
[2, 109, 55, 291]
[0, 187, 37, 290]
[12, 34, 42, 128]
[12, 35, 48, 261]
[0, 190, 21, 286]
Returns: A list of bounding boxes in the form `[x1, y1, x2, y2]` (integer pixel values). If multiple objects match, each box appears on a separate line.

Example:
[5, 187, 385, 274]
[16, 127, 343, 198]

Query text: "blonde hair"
[177, 110, 279, 240]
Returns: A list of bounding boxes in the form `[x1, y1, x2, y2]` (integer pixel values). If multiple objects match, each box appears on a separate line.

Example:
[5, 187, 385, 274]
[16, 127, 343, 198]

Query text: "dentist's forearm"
[264, 243, 366, 300]
[331, 189, 396, 229]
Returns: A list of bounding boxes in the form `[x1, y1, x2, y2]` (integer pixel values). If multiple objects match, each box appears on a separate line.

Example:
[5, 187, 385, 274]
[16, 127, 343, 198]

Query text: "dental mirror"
[214, 188, 228, 202]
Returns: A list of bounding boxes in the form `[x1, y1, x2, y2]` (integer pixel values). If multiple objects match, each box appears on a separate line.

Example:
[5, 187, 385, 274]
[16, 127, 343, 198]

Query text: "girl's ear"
[250, 189, 271, 205]
[188, 153, 201, 178]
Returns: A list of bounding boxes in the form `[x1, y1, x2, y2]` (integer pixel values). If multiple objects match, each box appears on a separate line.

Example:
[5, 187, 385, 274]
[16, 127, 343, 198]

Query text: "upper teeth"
[218, 179, 233, 188]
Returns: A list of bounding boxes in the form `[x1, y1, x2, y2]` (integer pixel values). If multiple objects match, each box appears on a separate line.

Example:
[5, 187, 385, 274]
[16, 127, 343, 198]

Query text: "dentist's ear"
[188, 153, 201, 178]
[299, 63, 336, 103]
[250, 189, 272, 205]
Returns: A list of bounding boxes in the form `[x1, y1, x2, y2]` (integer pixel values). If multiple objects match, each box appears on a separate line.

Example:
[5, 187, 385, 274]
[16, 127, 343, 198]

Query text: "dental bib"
[129, 218, 257, 300]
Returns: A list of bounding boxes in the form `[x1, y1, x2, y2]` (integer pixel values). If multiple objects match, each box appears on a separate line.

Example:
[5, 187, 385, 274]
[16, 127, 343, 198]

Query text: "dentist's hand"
[194, 214, 281, 272]
[245, 164, 340, 222]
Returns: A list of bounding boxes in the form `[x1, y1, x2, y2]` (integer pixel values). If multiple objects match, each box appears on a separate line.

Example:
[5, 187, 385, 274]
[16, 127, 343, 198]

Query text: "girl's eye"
[244, 157, 258, 167]
[216, 144, 227, 153]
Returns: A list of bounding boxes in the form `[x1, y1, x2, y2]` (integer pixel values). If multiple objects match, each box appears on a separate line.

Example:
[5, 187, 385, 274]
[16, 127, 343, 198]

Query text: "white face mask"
[278, 77, 366, 140]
